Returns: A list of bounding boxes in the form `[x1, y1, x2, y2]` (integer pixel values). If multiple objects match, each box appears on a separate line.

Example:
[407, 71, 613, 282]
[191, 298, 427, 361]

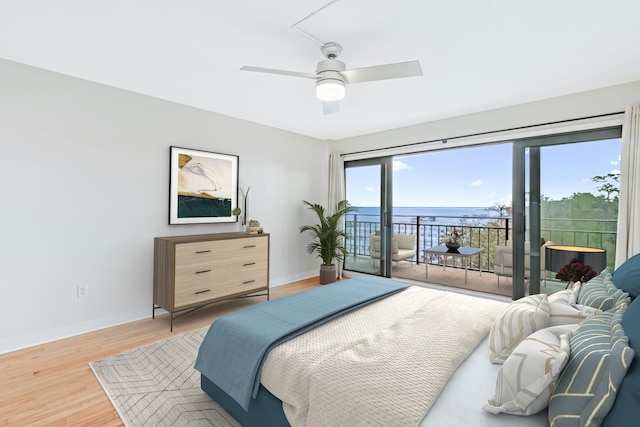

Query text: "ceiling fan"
[240, 42, 423, 114]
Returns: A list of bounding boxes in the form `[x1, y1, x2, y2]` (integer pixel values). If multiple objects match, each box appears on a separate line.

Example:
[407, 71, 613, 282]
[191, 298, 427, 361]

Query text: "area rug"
[90, 328, 240, 427]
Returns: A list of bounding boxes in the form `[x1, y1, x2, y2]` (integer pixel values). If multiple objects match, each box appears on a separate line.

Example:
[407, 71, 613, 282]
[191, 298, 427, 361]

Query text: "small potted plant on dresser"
[299, 199, 355, 284]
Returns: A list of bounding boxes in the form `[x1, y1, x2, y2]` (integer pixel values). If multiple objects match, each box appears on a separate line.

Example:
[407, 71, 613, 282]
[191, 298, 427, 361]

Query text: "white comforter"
[260, 286, 507, 427]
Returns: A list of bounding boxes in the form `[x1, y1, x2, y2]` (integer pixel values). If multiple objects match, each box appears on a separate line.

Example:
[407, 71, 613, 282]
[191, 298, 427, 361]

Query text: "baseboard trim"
[0, 308, 151, 355]
[0, 278, 319, 355]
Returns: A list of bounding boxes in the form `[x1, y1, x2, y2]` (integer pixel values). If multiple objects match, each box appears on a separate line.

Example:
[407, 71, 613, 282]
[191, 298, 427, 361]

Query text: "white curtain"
[328, 152, 346, 278]
[615, 104, 640, 267]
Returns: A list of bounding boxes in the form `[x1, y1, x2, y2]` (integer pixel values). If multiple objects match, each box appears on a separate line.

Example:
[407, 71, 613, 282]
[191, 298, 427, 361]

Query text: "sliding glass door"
[513, 128, 622, 298]
[341, 125, 621, 299]
[344, 157, 393, 277]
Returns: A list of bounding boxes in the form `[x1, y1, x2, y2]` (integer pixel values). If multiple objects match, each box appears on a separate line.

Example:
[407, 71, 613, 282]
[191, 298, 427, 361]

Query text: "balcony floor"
[344, 255, 566, 298]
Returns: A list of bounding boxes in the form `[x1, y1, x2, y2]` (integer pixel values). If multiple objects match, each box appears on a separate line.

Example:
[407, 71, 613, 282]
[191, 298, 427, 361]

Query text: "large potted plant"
[299, 199, 355, 284]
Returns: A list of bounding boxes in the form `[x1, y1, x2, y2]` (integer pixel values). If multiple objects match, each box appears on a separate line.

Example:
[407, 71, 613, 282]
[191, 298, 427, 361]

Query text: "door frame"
[512, 127, 622, 298]
[344, 156, 394, 277]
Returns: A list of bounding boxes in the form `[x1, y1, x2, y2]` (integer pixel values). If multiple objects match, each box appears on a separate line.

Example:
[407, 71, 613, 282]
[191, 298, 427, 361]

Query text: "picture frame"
[169, 146, 239, 224]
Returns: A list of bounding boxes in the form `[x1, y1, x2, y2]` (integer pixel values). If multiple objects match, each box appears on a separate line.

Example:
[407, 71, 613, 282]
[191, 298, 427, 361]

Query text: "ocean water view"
[347, 206, 500, 225]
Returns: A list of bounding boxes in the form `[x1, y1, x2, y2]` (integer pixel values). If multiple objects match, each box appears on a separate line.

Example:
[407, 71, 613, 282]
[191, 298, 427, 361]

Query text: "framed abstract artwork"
[169, 146, 239, 224]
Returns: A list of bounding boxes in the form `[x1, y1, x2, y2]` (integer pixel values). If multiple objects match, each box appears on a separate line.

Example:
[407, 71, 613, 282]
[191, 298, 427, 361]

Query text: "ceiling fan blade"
[341, 60, 423, 84]
[240, 66, 316, 80]
[322, 101, 340, 115]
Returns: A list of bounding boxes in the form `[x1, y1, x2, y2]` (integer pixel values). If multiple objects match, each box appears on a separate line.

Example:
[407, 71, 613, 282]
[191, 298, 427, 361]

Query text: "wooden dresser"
[153, 232, 269, 330]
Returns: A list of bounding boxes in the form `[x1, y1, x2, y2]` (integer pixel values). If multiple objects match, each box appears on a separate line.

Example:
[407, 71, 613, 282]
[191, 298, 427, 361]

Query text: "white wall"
[330, 80, 640, 153]
[0, 59, 328, 353]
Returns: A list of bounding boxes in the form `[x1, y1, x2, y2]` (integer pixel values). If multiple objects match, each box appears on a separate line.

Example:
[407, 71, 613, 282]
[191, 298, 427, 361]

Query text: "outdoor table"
[422, 245, 485, 285]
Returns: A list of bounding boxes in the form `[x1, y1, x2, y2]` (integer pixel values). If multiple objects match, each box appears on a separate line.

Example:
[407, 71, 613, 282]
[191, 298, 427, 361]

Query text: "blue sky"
[346, 138, 622, 207]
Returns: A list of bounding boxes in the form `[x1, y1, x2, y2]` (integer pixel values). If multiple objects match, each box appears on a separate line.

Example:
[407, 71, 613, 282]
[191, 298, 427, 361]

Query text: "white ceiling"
[2, 0, 640, 140]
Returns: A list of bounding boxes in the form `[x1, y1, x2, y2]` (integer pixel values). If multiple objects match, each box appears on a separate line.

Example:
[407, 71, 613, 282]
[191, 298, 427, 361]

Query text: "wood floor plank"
[0, 278, 320, 426]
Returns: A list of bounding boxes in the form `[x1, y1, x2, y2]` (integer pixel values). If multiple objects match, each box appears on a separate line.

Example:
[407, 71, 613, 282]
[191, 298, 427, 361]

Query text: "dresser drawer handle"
[195, 289, 211, 295]
[243, 262, 256, 267]
[242, 279, 256, 285]
[243, 245, 256, 249]
[195, 250, 212, 254]
[195, 269, 211, 274]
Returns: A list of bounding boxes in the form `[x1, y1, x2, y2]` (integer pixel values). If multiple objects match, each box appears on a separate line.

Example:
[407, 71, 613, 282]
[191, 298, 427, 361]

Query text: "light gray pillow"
[489, 294, 550, 364]
[484, 324, 578, 416]
[549, 302, 600, 326]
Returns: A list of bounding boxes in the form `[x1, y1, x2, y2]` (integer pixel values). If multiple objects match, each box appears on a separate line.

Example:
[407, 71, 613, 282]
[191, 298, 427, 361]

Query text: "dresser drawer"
[227, 236, 268, 260]
[175, 240, 226, 266]
[226, 253, 268, 272]
[174, 260, 227, 287]
[174, 268, 228, 307]
[228, 266, 268, 291]
[174, 256, 227, 279]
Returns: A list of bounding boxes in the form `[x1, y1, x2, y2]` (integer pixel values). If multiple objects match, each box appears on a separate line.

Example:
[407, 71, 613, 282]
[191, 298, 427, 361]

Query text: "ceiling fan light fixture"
[316, 79, 346, 101]
[241, 41, 422, 112]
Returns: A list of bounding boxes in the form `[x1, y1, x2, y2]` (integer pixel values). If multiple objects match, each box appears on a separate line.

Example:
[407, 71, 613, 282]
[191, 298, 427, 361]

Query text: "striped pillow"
[548, 309, 635, 427]
[489, 294, 550, 364]
[568, 282, 581, 306]
[484, 324, 577, 416]
[604, 278, 631, 310]
[603, 296, 640, 426]
[549, 282, 581, 306]
[548, 302, 600, 326]
[548, 289, 573, 305]
[579, 271, 630, 311]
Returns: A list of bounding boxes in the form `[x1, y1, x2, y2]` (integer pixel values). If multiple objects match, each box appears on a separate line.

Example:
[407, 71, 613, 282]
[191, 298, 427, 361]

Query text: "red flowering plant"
[555, 260, 598, 283]
[442, 228, 463, 245]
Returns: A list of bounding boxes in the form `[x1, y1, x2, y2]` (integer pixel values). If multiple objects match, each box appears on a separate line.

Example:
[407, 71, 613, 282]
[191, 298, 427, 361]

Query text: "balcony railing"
[345, 215, 617, 272]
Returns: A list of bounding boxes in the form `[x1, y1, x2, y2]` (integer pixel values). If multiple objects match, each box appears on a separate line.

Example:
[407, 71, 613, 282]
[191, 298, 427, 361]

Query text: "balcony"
[344, 214, 617, 297]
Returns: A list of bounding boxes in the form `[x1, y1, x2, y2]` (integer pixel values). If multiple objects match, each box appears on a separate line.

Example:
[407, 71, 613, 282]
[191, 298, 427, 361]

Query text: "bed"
[195, 263, 640, 427]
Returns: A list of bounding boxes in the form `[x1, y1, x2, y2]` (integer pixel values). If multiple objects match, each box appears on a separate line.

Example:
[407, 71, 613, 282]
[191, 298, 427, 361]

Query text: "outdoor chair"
[369, 233, 417, 267]
[494, 240, 554, 287]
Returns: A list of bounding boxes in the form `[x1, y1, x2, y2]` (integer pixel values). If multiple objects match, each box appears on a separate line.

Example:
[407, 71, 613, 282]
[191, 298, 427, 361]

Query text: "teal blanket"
[194, 276, 409, 411]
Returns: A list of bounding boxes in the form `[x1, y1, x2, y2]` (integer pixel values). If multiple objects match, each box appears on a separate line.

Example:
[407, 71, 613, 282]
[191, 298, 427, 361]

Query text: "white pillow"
[548, 289, 572, 305]
[547, 283, 581, 306]
[549, 301, 600, 326]
[489, 294, 551, 364]
[547, 283, 601, 326]
[484, 324, 578, 416]
[568, 282, 581, 305]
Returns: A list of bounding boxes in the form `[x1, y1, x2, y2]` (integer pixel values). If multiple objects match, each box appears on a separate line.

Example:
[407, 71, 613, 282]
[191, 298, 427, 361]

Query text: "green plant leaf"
[299, 199, 355, 265]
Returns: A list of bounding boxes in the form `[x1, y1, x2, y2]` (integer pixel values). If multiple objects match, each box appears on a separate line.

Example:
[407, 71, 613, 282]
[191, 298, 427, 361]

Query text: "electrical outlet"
[77, 284, 89, 298]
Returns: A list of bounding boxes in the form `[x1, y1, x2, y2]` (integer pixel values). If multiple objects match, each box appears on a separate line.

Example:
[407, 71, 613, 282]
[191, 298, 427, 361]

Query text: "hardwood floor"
[0, 278, 320, 426]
